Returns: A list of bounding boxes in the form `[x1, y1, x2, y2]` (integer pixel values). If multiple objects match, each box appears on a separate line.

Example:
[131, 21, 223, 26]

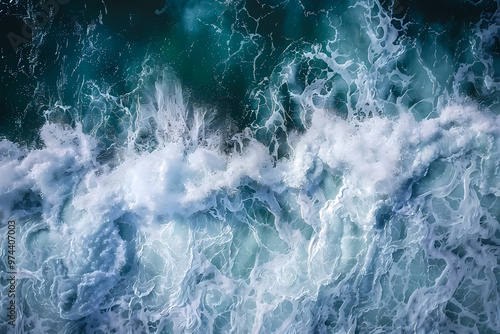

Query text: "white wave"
[2, 80, 499, 332]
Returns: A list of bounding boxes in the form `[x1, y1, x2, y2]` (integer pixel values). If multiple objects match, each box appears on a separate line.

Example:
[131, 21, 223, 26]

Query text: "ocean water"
[0, 0, 500, 333]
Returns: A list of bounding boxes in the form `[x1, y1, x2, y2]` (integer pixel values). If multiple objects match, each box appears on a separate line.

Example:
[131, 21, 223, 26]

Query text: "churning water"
[1, 0, 500, 333]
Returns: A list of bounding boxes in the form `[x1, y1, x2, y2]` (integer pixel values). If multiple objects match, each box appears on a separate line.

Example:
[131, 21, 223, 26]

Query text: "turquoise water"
[1, 0, 500, 333]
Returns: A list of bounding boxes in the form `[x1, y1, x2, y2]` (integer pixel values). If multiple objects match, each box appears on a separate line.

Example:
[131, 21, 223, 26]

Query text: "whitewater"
[1, 0, 500, 333]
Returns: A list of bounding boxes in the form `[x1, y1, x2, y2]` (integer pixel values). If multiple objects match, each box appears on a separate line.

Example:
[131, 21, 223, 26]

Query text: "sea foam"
[1, 0, 499, 332]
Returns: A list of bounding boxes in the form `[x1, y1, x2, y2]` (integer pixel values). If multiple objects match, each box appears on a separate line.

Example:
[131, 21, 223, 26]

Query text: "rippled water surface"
[1, 0, 500, 333]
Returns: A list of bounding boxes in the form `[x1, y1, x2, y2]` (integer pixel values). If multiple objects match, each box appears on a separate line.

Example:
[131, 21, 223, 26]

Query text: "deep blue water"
[1, 0, 500, 333]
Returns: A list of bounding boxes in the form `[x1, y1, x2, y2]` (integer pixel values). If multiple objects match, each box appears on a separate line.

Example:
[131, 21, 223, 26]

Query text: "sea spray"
[1, 0, 499, 333]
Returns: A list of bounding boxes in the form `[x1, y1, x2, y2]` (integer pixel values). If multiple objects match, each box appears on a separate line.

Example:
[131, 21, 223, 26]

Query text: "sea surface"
[1, 0, 500, 333]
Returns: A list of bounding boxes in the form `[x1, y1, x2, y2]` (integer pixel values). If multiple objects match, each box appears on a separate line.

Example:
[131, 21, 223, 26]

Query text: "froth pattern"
[1, 93, 500, 332]
[1, 0, 500, 333]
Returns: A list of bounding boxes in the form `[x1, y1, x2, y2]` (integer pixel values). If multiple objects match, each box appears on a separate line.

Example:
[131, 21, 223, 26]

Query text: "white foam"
[2, 0, 500, 332]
